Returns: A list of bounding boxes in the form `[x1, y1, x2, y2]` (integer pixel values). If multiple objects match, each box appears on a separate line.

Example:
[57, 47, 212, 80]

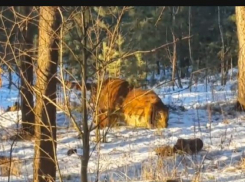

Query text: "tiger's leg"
[145, 104, 154, 129]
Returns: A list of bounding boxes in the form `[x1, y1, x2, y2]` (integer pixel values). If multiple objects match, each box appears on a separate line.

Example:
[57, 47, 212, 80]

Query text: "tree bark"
[0, 67, 2, 88]
[7, 67, 12, 89]
[33, 6, 61, 182]
[171, 23, 176, 89]
[171, 7, 182, 89]
[236, 7, 245, 110]
[18, 6, 35, 135]
[188, 6, 193, 65]
[81, 7, 89, 182]
[218, 6, 226, 86]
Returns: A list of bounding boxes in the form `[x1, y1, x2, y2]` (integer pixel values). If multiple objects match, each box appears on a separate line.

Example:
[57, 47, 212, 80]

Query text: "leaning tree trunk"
[17, 6, 35, 135]
[218, 6, 226, 86]
[171, 7, 182, 89]
[33, 6, 61, 182]
[81, 7, 89, 182]
[236, 7, 245, 110]
[171, 34, 176, 89]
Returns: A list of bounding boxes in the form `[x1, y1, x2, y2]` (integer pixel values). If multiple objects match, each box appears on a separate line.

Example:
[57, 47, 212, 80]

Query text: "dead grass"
[154, 146, 175, 157]
[0, 156, 22, 176]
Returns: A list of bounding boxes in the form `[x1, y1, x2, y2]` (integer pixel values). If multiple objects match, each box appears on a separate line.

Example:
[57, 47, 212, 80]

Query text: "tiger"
[122, 88, 169, 129]
[90, 78, 133, 128]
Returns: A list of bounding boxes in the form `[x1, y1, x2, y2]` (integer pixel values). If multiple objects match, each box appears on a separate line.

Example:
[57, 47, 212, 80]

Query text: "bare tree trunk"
[176, 65, 183, 88]
[188, 6, 193, 92]
[171, 7, 182, 89]
[171, 39, 176, 88]
[188, 6, 193, 65]
[172, 31, 182, 89]
[0, 67, 2, 88]
[33, 6, 61, 182]
[81, 7, 89, 182]
[230, 57, 233, 81]
[18, 6, 35, 135]
[218, 6, 226, 86]
[236, 6, 245, 110]
[8, 67, 12, 89]
[171, 21, 176, 89]
[156, 60, 160, 75]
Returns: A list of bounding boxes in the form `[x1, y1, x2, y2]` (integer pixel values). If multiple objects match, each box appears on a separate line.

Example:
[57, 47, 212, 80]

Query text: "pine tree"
[235, 6, 245, 110]
[33, 6, 61, 182]
[16, 6, 36, 136]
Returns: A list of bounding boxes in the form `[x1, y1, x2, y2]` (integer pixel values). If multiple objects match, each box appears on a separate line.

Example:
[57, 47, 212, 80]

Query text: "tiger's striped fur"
[122, 88, 169, 129]
[90, 78, 133, 128]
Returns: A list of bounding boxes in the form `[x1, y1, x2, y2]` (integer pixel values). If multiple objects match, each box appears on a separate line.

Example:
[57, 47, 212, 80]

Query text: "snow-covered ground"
[1, 68, 245, 182]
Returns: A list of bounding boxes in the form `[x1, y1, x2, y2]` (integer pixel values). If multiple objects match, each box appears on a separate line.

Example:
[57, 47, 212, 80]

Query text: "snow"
[1, 67, 245, 182]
